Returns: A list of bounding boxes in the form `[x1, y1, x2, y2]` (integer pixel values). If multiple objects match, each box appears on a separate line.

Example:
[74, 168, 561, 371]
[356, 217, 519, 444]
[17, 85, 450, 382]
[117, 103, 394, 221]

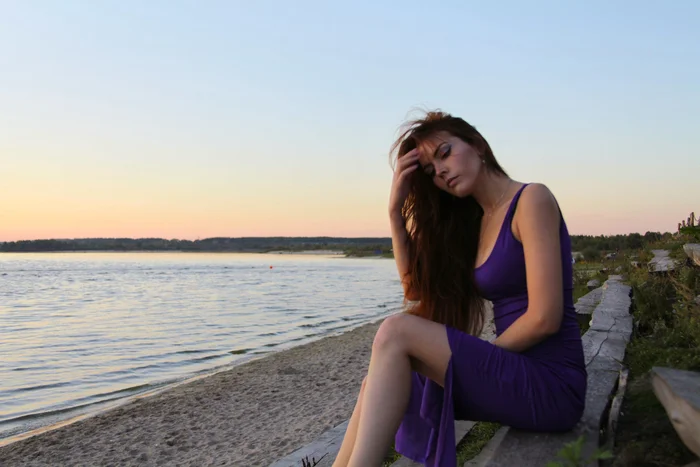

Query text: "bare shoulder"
[513, 183, 560, 241]
[519, 183, 557, 207]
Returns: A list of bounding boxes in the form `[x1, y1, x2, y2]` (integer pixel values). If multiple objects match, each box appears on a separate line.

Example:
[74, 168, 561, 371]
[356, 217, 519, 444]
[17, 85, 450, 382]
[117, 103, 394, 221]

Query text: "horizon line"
[1, 231, 676, 243]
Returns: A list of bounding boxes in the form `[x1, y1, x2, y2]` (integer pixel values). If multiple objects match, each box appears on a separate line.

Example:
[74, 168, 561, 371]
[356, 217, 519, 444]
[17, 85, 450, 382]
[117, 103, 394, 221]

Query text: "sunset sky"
[2, 1, 698, 241]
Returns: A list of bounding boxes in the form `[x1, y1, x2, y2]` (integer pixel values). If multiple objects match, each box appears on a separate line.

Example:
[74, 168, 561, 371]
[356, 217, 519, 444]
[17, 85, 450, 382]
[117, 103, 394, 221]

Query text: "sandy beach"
[0, 305, 494, 467]
[0, 320, 379, 467]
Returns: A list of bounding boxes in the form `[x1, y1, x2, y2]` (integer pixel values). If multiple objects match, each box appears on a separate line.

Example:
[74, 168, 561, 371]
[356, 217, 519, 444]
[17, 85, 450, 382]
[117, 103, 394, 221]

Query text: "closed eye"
[438, 144, 451, 160]
[423, 143, 451, 177]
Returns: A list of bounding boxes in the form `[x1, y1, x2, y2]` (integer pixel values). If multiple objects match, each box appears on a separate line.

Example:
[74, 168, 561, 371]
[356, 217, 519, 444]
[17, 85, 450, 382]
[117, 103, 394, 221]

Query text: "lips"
[446, 176, 459, 188]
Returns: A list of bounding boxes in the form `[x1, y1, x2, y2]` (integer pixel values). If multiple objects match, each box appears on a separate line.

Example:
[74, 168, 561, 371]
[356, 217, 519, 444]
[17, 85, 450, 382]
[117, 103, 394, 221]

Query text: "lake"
[0, 252, 404, 440]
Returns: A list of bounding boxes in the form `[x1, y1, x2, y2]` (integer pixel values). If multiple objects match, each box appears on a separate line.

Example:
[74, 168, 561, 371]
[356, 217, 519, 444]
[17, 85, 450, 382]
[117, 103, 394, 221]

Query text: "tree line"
[0, 237, 393, 253]
[570, 232, 674, 261]
[0, 232, 674, 257]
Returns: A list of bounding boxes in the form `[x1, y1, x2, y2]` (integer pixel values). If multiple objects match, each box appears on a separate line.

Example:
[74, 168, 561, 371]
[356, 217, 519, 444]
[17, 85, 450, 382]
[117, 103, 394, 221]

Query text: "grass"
[455, 422, 501, 464]
[381, 446, 401, 466]
[573, 282, 594, 336]
[572, 283, 590, 303]
[574, 262, 608, 283]
[574, 261, 605, 273]
[670, 242, 691, 261]
[611, 249, 700, 466]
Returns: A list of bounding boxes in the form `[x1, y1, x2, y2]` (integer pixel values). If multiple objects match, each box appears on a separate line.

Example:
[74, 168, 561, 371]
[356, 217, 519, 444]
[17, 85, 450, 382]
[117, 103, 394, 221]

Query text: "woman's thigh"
[445, 327, 584, 431]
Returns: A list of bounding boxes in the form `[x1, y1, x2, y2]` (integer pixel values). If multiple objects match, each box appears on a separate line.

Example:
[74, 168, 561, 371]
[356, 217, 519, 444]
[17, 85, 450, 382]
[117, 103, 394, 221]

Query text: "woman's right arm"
[389, 148, 421, 301]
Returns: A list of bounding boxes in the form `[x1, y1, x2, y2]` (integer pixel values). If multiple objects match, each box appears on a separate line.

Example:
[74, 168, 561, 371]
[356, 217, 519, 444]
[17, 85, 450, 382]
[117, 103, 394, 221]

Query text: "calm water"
[0, 252, 404, 439]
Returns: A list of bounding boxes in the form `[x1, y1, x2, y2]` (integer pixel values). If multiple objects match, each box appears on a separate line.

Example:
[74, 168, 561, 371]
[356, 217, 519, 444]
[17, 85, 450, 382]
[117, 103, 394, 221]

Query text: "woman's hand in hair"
[389, 148, 420, 216]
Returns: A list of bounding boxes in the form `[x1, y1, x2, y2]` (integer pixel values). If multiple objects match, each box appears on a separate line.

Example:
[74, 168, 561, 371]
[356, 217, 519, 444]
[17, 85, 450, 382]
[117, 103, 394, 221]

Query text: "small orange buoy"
[270, 266, 273, 269]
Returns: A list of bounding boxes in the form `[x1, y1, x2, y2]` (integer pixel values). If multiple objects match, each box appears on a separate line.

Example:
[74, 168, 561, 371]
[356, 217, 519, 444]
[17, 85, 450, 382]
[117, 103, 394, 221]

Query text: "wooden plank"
[684, 243, 700, 267]
[651, 367, 700, 458]
[575, 287, 603, 315]
[649, 249, 676, 272]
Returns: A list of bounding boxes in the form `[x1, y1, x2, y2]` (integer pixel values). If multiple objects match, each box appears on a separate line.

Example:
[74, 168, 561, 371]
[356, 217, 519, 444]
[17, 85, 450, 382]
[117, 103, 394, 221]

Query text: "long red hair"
[391, 111, 508, 335]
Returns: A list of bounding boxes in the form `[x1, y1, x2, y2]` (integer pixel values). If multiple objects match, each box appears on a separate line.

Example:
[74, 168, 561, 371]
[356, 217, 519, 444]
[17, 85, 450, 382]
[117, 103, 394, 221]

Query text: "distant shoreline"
[0, 237, 394, 257]
[0, 249, 396, 258]
[0, 250, 346, 255]
[0, 250, 399, 260]
[0, 249, 364, 257]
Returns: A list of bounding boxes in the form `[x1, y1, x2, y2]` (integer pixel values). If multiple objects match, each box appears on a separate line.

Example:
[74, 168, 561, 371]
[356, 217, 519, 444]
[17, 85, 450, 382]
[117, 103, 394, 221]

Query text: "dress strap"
[503, 183, 530, 224]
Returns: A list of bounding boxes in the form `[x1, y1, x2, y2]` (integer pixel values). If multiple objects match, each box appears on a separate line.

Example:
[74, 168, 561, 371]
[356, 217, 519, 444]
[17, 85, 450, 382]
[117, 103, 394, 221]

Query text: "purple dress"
[394, 184, 587, 466]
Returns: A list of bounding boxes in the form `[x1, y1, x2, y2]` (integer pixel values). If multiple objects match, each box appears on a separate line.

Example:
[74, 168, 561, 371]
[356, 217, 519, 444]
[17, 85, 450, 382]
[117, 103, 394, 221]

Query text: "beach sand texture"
[0, 304, 495, 466]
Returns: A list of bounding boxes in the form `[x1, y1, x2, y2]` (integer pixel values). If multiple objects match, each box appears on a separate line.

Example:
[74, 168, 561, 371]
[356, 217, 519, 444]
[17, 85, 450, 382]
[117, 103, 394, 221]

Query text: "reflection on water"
[0, 252, 403, 439]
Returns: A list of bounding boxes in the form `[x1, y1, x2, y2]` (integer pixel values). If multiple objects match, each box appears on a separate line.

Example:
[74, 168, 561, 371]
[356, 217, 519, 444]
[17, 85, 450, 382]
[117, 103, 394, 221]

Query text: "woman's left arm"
[492, 183, 564, 353]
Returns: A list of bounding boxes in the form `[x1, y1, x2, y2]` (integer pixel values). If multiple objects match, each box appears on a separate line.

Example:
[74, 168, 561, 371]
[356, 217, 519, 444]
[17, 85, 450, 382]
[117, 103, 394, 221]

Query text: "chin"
[451, 182, 474, 198]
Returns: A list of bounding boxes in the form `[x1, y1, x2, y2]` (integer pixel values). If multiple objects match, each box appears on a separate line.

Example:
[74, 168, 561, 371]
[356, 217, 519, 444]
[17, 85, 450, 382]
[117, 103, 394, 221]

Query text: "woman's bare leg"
[347, 313, 451, 467]
[332, 377, 367, 467]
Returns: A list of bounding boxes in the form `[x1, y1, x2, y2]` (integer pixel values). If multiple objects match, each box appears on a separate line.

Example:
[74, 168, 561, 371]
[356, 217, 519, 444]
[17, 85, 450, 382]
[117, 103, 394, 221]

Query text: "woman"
[333, 111, 586, 467]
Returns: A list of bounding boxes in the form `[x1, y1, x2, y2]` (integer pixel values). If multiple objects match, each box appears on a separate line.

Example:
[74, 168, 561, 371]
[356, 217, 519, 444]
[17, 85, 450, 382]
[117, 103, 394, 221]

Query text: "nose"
[436, 162, 449, 179]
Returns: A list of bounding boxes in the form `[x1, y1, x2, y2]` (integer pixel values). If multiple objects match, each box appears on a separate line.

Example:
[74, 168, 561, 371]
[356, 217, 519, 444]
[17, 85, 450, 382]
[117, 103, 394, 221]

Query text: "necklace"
[484, 179, 513, 218]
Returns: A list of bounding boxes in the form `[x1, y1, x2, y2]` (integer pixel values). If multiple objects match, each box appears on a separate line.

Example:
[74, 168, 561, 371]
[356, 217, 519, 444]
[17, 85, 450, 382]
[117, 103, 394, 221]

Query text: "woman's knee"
[373, 313, 410, 353]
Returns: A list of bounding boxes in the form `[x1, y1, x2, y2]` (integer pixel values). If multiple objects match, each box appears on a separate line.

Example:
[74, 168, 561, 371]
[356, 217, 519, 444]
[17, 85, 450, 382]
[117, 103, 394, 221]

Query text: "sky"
[1, 1, 698, 241]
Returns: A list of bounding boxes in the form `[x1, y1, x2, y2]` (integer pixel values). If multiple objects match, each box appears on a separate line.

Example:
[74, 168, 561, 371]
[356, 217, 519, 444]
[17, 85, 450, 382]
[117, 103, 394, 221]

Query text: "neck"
[471, 172, 513, 214]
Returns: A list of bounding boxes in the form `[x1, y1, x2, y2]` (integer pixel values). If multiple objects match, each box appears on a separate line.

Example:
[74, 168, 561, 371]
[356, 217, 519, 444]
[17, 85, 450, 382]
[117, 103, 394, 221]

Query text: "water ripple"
[0, 252, 403, 439]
